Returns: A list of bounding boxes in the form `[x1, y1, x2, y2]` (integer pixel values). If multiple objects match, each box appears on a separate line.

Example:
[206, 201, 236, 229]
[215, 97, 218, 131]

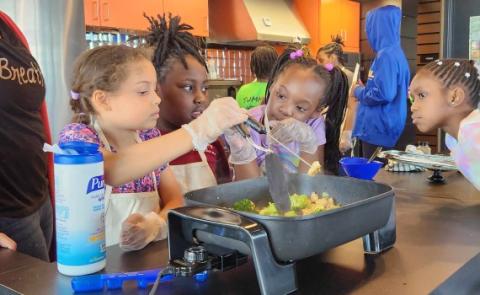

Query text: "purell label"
[86, 175, 104, 194]
[54, 161, 106, 267]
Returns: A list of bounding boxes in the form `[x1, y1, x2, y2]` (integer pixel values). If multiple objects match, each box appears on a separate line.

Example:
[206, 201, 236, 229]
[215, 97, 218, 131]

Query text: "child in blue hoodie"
[350, 5, 410, 158]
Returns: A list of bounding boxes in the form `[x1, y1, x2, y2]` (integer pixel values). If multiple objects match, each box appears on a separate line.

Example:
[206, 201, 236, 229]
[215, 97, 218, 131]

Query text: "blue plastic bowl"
[339, 157, 383, 180]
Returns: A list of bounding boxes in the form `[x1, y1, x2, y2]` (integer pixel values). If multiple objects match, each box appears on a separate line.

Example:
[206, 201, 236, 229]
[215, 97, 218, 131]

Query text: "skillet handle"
[167, 206, 297, 295]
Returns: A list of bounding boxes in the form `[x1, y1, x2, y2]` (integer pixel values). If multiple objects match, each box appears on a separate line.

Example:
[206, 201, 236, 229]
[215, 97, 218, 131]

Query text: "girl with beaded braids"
[225, 46, 349, 178]
[144, 14, 234, 193]
[59, 45, 247, 250]
[316, 35, 353, 87]
[410, 59, 480, 190]
[317, 35, 357, 154]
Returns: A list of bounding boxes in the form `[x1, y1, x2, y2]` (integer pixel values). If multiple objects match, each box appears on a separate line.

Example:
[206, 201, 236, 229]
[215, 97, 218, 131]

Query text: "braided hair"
[266, 47, 349, 174]
[317, 34, 346, 65]
[422, 59, 480, 108]
[144, 13, 207, 82]
[250, 45, 278, 80]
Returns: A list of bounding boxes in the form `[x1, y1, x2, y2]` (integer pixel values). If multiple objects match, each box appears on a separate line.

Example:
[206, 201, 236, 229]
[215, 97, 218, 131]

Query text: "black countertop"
[1, 171, 479, 294]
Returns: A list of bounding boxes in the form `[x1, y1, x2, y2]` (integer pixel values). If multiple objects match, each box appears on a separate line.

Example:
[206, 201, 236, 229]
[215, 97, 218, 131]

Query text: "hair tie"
[70, 90, 80, 100]
[289, 49, 303, 60]
[324, 63, 334, 72]
[465, 72, 471, 79]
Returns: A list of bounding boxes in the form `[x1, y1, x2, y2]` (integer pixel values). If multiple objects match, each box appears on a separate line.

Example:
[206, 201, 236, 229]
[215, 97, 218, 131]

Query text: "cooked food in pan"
[307, 161, 322, 176]
[232, 192, 340, 217]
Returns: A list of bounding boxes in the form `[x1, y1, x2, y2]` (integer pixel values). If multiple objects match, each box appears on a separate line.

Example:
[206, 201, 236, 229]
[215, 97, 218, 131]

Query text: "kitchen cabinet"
[84, 0, 161, 29]
[83, 0, 208, 36]
[319, 0, 360, 52]
[163, 0, 209, 37]
[294, 0, 359, 53]
[84, 0, 101, 26]
[98, 0, 161, 30]
[84, 0, 162, 29]
[340, 0, 360, 51]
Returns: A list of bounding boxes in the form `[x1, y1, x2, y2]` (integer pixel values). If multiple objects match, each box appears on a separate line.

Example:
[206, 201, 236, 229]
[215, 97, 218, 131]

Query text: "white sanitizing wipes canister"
[54, 141, 106, 276]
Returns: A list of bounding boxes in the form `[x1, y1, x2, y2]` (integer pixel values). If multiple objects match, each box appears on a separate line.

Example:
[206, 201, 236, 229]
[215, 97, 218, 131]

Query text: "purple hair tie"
[325, 63, 334, 72]
[70, 90, 80, 100]
[289, 49, 303, 60]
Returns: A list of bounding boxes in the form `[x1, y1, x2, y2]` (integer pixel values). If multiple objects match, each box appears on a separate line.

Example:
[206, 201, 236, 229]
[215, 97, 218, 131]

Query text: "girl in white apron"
[145, 14, 231, 193]
[93, 120, 164, 247]
[58, 46, 248, 250]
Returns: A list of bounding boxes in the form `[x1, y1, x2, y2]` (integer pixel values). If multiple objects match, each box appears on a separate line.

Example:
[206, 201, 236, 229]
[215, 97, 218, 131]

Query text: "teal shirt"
[236, 81, 267, 109]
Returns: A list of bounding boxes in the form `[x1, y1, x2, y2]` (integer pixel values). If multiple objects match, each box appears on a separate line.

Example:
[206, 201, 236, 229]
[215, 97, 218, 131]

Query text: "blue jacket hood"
[366, 5, 401, 52]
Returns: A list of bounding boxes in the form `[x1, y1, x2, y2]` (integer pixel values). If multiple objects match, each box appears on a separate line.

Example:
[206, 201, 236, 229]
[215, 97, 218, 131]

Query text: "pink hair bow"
[289, 49, 303, 60]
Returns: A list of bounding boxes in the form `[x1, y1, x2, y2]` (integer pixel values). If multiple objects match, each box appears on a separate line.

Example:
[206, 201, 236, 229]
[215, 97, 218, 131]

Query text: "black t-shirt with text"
[0, 19, 48, 218]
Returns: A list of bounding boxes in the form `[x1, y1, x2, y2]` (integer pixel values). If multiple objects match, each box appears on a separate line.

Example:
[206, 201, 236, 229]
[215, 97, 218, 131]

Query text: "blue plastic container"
[339, 157, 382, 180]
[54, 141, 106, 276]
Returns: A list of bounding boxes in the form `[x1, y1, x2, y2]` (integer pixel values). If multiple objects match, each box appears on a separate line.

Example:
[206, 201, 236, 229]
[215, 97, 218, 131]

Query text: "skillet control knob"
[184, 246, 207, 264]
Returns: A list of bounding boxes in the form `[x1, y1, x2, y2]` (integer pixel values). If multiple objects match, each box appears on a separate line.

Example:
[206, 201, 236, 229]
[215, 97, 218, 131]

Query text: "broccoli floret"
[232, 199, 256, 213]
[284, 210, 298, 217]
[289, 194, 311, 210]
[258, 202, 279, 216]
[311, 203, 326, 214]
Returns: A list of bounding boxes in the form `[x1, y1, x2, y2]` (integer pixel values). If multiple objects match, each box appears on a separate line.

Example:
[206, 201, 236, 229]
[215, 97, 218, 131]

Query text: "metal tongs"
[234, 118, 312, 168]
[234, 117, 267, 136]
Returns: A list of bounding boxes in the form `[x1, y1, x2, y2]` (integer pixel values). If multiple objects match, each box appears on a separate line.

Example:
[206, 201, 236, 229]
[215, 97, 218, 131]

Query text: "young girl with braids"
[144, 14, 234, 193]
[58, 45, 247, 250]
[317, 35, 353, 87]
[410, 59, 480, 190]
[225, 47, 349, 179]
[317, 35, 357, 154]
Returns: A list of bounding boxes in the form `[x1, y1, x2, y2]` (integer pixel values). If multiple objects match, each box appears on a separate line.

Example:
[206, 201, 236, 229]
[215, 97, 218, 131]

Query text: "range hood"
[208, 0, 310, 46]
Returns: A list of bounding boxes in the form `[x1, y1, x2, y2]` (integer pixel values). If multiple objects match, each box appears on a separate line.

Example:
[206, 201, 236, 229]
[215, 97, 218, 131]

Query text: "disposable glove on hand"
[182, 97, 248, 151]
[0, 233, 16, 250]
[269, 118, 318, 154]
[119, 212, 167, 251]
[224, 129, 257, 165]
[339, 130, 353, 153]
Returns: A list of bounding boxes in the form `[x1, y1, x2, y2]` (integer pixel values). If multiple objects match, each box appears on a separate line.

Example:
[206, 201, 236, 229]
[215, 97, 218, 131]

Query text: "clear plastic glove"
[182, 97, 248, 151]
[269, 118, 318, 154]
[0, 233, 16, 250]
[119, 212, 167, 251]
[224, 129, 257, 165]
[339, 130, 353, 153]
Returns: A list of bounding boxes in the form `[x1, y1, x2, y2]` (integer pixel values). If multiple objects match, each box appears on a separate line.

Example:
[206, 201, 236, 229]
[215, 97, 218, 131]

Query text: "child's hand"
[183, 97, 248, 151]
[349, 80, 364, 98]
[0, 232, 17, 250]
[270, 118, 318, 154]
[224, 129, 257, 165]
[339, 130, 353, 153]
[119, 212, 167, 251]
